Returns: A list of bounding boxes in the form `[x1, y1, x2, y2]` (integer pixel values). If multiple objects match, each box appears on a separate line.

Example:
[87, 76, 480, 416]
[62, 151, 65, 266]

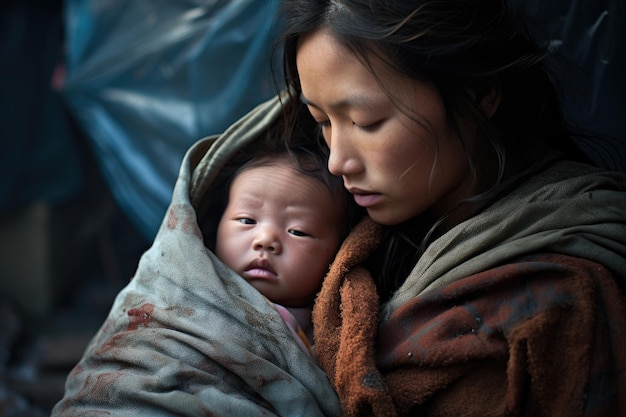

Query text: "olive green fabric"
[385, 160, 626, 318]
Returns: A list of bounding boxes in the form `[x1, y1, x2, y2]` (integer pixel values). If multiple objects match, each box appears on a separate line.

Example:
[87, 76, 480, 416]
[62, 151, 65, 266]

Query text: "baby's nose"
[253, 229, 282, 254]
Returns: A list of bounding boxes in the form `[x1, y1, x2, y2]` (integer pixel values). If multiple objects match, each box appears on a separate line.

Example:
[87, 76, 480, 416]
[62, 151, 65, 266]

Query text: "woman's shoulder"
[508, 159, 626, 202]
[385, 158, 626, 309]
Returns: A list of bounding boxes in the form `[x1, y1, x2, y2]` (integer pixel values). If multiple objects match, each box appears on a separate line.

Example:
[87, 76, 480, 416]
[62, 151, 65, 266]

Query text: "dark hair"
[274, 0, 594, 300]
[201, 105, 359, 251]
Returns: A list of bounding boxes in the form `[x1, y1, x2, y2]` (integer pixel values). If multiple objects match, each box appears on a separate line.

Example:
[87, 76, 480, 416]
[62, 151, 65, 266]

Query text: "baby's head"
[201, 105, 359, 306]
[215, 150, 348, 307]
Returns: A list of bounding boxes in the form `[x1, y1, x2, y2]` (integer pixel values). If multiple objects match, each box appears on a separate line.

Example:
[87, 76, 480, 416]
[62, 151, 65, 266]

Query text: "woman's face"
[296, 30, 476, 225]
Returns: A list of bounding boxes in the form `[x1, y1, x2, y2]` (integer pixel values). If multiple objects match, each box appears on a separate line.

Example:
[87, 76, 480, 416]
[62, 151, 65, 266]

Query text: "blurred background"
[0, 0, 624, 415]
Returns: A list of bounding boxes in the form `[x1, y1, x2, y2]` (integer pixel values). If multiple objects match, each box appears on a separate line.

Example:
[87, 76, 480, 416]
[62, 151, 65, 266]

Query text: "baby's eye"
[237, 218, 256, 225]
[288, 229, 309, 237]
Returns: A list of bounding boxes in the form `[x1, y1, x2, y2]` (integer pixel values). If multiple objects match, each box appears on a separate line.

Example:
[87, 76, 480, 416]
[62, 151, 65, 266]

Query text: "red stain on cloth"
[127, 304, 155, 331]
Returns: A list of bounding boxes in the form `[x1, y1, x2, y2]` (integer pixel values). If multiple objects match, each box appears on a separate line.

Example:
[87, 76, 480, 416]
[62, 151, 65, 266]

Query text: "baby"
[213, 147, 350, 354]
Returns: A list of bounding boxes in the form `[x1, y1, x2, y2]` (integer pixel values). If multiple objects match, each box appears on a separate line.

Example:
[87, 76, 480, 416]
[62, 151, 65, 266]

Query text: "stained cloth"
[314, 161, 626, 416]
[52, 94, 341, 416]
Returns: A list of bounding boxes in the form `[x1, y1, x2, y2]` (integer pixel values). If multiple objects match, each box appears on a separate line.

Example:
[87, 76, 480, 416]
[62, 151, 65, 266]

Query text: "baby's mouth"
[243, 258, 277, 280]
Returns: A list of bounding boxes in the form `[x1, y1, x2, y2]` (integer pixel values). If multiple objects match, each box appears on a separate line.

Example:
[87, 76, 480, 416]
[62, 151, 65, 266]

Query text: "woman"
[277, 0, 626, 416]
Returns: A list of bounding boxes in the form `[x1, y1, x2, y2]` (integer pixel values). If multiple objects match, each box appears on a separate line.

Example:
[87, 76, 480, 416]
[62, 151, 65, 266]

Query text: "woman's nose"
[326, 129, 360, 177]
[253, 228, 282, 254]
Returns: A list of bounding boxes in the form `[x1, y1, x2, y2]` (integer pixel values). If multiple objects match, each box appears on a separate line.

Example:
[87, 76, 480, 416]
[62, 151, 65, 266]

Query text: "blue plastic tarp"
[62, 0, 282, 239]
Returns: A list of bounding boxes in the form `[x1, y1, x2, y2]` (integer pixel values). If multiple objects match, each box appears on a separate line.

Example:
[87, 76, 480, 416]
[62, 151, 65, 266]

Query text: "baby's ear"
[480, 84, 501, 119]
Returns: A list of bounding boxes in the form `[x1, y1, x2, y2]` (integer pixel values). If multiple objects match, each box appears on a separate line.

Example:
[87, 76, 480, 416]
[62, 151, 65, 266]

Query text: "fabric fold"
[53, 94, 342, 417]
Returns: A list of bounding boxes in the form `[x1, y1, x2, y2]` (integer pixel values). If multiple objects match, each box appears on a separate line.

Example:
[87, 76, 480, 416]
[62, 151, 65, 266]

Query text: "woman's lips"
[348, 188, 382, 208]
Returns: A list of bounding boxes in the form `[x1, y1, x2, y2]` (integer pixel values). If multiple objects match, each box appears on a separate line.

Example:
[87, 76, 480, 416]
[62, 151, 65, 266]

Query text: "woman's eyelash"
[316, 119, 381, 131]
[354, 121, 381, 130]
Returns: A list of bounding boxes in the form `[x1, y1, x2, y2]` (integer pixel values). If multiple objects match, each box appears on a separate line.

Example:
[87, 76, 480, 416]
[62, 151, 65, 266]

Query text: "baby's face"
[215, 160, 344, 307]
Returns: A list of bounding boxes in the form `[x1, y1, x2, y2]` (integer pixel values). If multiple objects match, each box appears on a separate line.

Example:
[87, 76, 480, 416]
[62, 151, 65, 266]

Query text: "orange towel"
[314, 217, 626, 416]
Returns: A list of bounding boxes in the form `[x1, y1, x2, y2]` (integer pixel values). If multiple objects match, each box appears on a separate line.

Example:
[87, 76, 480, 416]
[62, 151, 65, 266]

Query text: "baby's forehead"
[238, 155, 329, 188]
[233, 152, 348, 215]
[234, 161, 341, 205]
[234, 160, 327, 195]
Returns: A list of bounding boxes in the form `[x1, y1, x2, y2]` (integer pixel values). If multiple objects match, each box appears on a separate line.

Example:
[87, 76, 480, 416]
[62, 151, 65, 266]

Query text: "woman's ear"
[480, 85, 501, 119]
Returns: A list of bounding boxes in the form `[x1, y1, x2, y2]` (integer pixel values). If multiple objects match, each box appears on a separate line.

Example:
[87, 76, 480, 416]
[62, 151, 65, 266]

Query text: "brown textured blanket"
[314, 215, 626, 416]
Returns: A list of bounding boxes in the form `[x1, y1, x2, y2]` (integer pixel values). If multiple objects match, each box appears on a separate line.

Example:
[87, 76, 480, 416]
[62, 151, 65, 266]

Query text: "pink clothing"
[273, 303, 314, 358]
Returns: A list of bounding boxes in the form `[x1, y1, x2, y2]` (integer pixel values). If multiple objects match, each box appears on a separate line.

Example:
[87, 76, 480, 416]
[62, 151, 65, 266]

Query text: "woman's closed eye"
[316, 119, 331, 129]
[353, 120, 382, 132]
[316, 119, 382, 133]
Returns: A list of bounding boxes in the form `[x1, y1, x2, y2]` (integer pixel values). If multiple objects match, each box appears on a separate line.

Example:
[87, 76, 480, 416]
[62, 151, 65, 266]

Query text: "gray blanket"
[52, 95, 342, 416]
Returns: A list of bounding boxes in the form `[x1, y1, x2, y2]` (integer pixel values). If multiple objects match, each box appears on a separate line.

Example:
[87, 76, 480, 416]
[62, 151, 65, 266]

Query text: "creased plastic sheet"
[62, 0, 281, 238]
[521, 0, 626, 171]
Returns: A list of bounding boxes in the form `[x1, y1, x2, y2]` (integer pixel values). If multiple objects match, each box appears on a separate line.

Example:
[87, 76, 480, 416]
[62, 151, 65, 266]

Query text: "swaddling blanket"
[52, 96, 342, 416]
